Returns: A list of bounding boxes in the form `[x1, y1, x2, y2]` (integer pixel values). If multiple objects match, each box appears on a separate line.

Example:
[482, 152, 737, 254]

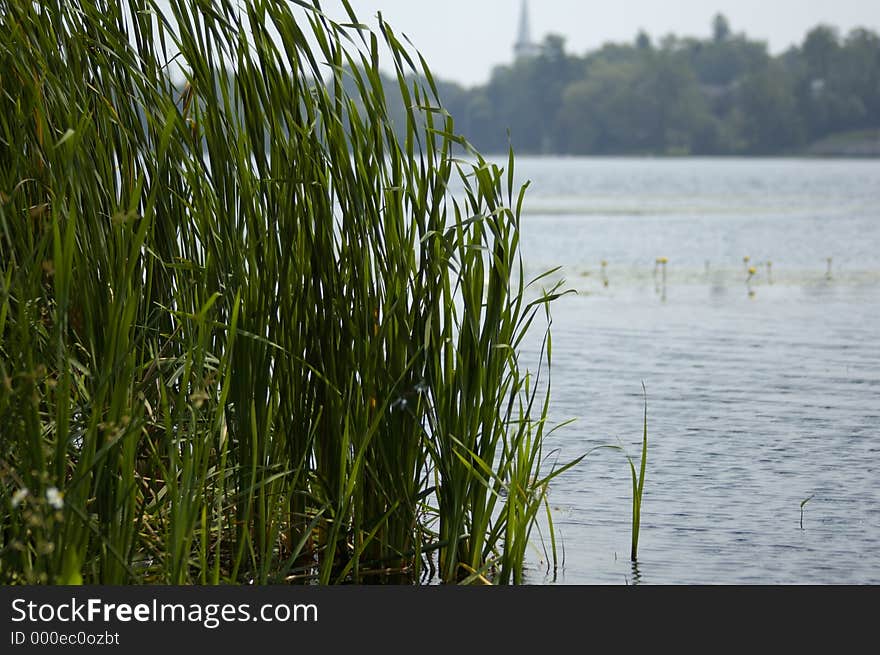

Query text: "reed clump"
[0, 0, 567, 585]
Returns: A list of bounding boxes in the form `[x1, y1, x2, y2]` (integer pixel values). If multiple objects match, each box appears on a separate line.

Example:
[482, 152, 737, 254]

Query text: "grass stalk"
[627, 384, 649, 562]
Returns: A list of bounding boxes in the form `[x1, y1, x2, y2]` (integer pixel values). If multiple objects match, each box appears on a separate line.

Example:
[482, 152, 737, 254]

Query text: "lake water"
[507, 157, 880, 584]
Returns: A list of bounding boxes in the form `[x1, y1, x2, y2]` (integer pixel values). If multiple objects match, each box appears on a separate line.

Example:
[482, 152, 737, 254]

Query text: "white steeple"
[514, 0, 541, 60]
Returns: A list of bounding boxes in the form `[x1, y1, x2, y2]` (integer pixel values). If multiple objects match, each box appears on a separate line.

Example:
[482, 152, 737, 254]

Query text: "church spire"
[514, 0, 540, 60]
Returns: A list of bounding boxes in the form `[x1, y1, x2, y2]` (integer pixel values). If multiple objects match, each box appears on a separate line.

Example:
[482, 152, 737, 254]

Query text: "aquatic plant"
[747, 266, 758, 297]
[0, 0, 566, 585]
[654, 258, 668, 301]
[800, 495, 815, 530]
[618, 384, 649, 562]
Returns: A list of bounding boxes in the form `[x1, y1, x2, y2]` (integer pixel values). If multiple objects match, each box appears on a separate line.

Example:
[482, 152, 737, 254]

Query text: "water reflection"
[654, 257, 668, 302]
[628, 560, 643, 586]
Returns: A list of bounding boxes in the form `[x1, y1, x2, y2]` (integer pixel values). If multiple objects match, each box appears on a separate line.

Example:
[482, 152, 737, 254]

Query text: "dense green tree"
[478, 34, 581, 153]
[366, 21, 880, 156]
[796, 26, 877, 136]
[802, 25, 841, 80]
[836, 29, 880, 123]
[713, 14, 731, 43]
[557, 59, 640, 153]
[628, 52, 716, 154]
[733, 61, 806, 153]
[687, 36, 769, 87]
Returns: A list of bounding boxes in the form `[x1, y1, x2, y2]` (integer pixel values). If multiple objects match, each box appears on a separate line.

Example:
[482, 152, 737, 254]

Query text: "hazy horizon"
[327, 0, 880, 87]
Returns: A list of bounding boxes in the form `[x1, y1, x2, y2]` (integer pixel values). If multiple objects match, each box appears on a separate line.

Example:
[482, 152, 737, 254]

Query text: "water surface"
[509, 157, 880, 584]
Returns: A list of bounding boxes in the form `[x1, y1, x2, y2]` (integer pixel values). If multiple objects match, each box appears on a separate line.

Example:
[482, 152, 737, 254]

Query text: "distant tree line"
[404, 15, 880, 155]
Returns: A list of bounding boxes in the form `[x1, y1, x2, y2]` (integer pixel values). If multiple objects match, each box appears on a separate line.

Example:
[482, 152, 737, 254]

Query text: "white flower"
[46, 487, 64, 510]
[11, 488, 29, 508]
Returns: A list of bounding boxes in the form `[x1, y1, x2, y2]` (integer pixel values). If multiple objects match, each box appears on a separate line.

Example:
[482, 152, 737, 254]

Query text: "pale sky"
[149, 1, 880, 87]
[327, 0, 880, 86]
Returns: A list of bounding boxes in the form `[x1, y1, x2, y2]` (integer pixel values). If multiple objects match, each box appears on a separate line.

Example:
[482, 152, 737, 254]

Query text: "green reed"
[0, 0, 567, 585]
[627, 384, 649, 562]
